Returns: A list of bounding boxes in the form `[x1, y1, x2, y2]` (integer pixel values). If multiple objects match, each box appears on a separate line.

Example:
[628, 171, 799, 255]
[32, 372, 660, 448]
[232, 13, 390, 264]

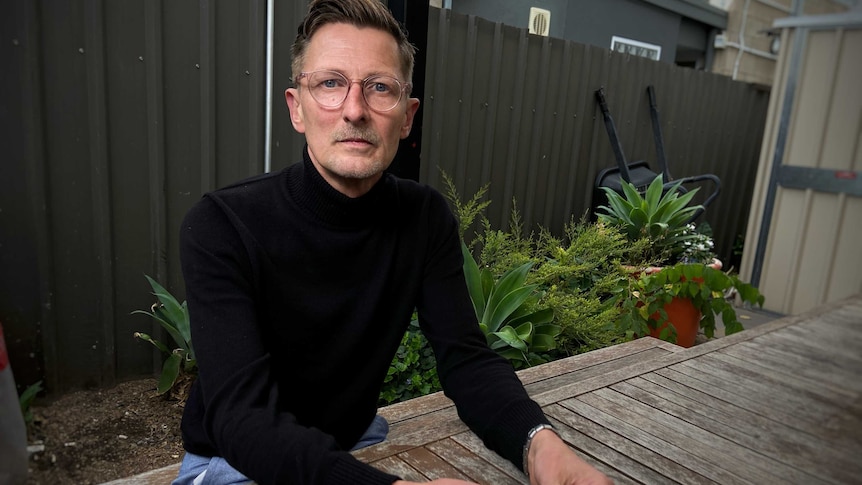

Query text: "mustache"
[332, 127, 380, 145]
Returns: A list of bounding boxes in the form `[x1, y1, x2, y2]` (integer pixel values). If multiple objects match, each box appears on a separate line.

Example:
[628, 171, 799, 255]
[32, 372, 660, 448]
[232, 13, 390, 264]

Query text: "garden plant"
[132, 275, 197, 398]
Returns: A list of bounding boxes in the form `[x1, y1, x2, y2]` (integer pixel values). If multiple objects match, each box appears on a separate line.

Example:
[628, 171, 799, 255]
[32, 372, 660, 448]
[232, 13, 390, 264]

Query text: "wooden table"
[105, 294, 862, 484]
[353, 294, 862, 484]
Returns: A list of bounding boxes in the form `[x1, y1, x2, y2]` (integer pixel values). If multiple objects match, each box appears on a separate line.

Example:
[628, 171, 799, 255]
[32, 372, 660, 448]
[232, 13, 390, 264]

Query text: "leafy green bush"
[378, 319, 441, 406]
[132, 275, 197, 397]
[442, 173, 640, 360]
[529, 220, 646, 354]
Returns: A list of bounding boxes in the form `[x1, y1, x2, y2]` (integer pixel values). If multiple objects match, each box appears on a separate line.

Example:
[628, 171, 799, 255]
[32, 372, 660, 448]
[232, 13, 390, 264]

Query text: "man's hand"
[527, 429, 613, 485]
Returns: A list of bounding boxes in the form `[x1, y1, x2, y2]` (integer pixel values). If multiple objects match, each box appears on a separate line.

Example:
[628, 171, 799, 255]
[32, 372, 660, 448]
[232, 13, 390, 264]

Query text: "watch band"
[522, 423, 559, 478]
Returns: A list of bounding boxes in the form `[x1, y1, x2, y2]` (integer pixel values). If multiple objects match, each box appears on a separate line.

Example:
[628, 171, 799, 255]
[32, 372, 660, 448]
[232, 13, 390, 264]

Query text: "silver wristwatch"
[522, 423, 560, 478]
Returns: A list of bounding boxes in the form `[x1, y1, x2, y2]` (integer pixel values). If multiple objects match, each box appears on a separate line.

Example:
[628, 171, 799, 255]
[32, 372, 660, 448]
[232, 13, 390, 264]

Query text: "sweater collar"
[285, 146, 393, 228]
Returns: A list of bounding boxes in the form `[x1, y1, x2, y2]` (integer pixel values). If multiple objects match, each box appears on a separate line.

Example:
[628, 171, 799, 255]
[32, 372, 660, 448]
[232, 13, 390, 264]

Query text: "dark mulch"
[26, 378, 184, 485]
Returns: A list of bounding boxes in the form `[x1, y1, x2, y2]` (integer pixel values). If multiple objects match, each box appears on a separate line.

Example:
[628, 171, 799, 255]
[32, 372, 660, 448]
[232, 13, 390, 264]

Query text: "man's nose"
[341, 81, 369, 121]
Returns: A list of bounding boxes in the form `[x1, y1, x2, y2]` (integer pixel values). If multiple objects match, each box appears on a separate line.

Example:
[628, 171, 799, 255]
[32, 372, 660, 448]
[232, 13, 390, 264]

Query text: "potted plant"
[596, 176, 764, 347]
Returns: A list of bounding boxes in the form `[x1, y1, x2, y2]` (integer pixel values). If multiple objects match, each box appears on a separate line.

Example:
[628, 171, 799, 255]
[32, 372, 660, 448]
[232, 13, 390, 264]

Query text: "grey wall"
[451, 0, 696, 63]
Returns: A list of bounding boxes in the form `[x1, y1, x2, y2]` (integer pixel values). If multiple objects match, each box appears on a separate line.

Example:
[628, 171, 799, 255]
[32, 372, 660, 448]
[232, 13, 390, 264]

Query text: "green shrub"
[442, 172, 642, 360]
[132, 275, 197, 398]
[529, 220, 645, 354]
[378, 319, 441, 406]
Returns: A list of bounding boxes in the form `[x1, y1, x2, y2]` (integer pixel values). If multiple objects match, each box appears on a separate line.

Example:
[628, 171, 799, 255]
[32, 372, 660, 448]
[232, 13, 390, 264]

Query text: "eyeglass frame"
[293, 69, 412, 113]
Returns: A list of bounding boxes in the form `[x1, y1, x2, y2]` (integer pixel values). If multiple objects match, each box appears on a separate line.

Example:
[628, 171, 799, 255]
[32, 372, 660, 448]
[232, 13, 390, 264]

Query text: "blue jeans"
[172, 415, 389, 485]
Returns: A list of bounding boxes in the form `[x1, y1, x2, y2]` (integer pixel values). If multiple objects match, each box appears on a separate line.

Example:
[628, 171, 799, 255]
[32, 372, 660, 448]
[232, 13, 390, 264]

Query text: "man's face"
[285, 22, 420, 197]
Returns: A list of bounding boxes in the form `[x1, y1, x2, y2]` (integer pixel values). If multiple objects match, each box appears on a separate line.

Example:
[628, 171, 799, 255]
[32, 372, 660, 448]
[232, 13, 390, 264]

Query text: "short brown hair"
[291, 0, 416, 83]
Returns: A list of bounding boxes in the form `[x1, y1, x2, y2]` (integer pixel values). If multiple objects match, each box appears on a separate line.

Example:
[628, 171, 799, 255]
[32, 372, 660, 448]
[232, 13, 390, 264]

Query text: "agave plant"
[461, 243, 561, 368]
[132, 275, 196, 395]
[596, 175, 706, 264]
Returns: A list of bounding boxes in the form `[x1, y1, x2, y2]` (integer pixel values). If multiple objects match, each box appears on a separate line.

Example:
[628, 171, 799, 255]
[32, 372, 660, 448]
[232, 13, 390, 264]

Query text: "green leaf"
[513, 321, 534, 343]
[509, 307, 554, 327]
[485, 285, 537, 333]
[644, 175, 664, 211]
[530, 334, 558, 352]
[133, 332, 170, 354]
[157, 352, 183, 395]
[461, 242, 486, 320]
[534, 323, 562, 338]
[492, 326, 528, 351]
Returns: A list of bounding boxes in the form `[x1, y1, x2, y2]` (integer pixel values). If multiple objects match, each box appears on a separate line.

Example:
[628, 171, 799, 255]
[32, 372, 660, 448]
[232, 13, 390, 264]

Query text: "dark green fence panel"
[421, 8, 769, 268]
[0, 3, 768, 394]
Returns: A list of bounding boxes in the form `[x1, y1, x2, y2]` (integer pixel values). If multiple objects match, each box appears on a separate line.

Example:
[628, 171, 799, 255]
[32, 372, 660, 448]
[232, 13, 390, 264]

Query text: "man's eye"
[320, 78, 342, 89]
[368, 81, 393, 93]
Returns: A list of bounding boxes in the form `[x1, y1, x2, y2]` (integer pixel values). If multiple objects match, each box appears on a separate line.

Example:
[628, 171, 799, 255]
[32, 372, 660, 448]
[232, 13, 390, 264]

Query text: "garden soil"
[25, 378, 184, 485]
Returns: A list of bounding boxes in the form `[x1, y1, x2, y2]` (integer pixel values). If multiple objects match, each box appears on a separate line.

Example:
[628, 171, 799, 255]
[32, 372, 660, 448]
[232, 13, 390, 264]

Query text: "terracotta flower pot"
[636, 259, 723, 348]
[648, 296, 701, 347]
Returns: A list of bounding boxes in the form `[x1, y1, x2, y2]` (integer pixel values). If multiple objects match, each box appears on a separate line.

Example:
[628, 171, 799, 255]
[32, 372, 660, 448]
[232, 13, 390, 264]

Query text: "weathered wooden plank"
[396, 446, 472, 481]
[671, 360, 847, 432]
[379, 338, 671, 425]
[801, 315, 862, 341]
[524, 347, 672, 397]
[752, 326, 862, 373]
[559, 395, 748, 484]
[527, 311, 808, 407]
[544, 404, 706, 484]
[768, 325, 862, 364]
[368, 455, 428, 481]
[652, 367, 824, 435]
[379, 391, 455, 424]
[583, 388, 789, 484]
[703, 352, 862, 413]
[715, 345, 859, 400]
[610, 380, 838, 484]
[352, 442, 420, 465]
[425, 439, 522, 485]
[387, 406, 466, 439]
[547, 416, 652, 485]
[687, 353, 862, 416]
[635, 371, 855, 459]
[449, 432, 526, 483]
[722, 341, 862, 393]
[517, 337, 677, 384]
[653, 365, 862, 467]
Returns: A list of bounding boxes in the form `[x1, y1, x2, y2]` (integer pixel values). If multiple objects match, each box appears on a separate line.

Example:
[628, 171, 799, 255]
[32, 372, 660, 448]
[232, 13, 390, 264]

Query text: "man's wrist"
[522, 423, 559, 477]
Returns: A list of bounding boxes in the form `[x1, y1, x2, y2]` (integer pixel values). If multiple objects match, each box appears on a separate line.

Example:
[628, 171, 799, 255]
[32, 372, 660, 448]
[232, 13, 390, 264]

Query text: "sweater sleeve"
[415, 192, 550, 471]
[179, 197, 398, 485]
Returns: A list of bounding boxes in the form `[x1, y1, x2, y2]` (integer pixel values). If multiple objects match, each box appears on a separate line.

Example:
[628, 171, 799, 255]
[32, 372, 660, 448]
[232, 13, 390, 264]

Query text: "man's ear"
[285, 88, 306, 134]
[400, 98, 420, 139]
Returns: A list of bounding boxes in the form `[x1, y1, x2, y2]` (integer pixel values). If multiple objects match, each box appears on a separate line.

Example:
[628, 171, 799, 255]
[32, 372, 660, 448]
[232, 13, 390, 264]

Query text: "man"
[174, 0, 612, 484]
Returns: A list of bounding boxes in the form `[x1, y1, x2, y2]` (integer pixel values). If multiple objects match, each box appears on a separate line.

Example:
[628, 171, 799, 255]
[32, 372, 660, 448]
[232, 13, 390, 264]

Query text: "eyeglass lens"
[304, 71, 404, 111]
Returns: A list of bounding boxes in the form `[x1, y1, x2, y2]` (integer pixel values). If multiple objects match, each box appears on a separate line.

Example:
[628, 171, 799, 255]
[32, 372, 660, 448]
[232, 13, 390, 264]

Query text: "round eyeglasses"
[294, 70, 411, 112]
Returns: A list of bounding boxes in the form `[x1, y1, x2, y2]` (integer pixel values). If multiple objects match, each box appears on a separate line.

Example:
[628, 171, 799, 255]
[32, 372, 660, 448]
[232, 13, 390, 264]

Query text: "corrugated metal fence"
[423, 9, 770, 251]
[0, 3, 769, 393]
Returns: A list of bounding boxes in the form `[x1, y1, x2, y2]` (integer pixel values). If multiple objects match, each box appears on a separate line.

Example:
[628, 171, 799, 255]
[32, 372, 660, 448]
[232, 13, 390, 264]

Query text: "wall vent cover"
[529, 7, 551, 36]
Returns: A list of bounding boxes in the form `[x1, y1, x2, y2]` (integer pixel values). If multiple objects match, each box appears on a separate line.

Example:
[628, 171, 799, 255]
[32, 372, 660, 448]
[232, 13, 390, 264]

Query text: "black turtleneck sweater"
[178, 149, 550, 484]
